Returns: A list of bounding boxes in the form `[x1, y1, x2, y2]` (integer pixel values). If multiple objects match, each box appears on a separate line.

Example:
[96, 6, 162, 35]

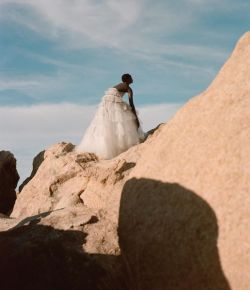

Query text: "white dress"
[76, 88, 145, 159]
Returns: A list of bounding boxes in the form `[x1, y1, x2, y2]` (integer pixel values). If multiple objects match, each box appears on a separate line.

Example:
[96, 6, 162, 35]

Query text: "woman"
[76, 73, 144, 159]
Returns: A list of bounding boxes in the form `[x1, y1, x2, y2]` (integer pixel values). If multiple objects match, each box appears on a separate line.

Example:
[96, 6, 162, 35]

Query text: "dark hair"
[121, 73, 132, 82]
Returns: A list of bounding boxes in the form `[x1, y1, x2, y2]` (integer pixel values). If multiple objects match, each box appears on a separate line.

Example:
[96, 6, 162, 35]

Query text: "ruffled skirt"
[76, 88, 145, 159]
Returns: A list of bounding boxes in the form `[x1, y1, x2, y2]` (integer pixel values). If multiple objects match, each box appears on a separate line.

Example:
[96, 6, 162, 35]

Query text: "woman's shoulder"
[113, 82, 129, 92]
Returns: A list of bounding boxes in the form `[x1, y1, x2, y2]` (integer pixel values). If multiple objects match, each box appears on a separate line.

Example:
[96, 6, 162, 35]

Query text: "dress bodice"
[103, 88, 126, 102]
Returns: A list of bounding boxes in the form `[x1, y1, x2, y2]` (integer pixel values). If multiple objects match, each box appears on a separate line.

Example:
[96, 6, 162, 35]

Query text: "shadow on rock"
[9, 208, 64, 230]
[0, 178, 232, 290]
[19, 150, 45, 193]
[144, 123, 164, 141]
[0, 224, 106, 290]
[118, 178, 231, 290]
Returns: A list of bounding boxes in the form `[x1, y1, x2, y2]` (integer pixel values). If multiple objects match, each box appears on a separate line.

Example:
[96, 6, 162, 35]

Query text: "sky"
[0, 0, 250, 184]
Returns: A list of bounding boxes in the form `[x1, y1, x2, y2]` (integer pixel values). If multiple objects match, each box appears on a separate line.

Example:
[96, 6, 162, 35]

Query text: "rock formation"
[0, 151, 19, 214]
[10, 141, 148, 255]
[1, 32, 250, 290]
[127, 31, 250, 290]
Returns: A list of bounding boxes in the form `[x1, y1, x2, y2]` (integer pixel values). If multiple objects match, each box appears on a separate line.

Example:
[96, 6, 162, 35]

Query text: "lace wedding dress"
[76, 87, 145, 159]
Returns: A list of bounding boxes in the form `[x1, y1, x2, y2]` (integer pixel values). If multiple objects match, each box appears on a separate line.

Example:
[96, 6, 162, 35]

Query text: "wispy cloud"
[0, 73, 70, 97]
[186, 0, 250, 10]
[0, 79, 41, 91]
[0, 101, 182, 182]
[0, 0, 142, 48]
[0, 0, 229, 66]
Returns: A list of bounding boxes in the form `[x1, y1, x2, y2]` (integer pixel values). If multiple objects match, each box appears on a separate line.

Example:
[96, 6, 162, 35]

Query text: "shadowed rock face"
[0, 151, 19, 214]
[0, 224, 106, 290]
[19, 150, 45, 193]
[118, 178, 231, 290]
[0, 179, 231, 290]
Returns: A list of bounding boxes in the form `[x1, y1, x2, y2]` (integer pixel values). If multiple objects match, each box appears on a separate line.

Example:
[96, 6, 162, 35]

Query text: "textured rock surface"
[0, 151, 19, 214]
[11, 135, 158, 219]
[2, 32, 250, 290]
[10, 139, 151, 255]
[126, 31, 250, 290]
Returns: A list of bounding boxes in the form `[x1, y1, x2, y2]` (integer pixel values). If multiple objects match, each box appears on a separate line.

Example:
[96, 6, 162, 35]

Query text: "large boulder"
[0, 151, 19, 214]
[124, 31, 250, 289]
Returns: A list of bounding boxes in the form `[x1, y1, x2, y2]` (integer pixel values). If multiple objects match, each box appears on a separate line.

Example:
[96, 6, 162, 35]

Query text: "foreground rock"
[0, 151, 19, 214]
[3, 32, 250, 290]
[126, 32, 250, 289]
[0, 223, 110, 290]
[10, 140, 149, 255]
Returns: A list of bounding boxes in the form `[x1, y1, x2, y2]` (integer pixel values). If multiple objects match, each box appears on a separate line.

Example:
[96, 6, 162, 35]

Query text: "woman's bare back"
[113, 82, 130, 92]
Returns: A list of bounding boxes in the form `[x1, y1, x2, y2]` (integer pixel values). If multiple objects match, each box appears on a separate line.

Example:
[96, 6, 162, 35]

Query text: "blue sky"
[0, 0, 250, 183]
[1, 0, 249, 106]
